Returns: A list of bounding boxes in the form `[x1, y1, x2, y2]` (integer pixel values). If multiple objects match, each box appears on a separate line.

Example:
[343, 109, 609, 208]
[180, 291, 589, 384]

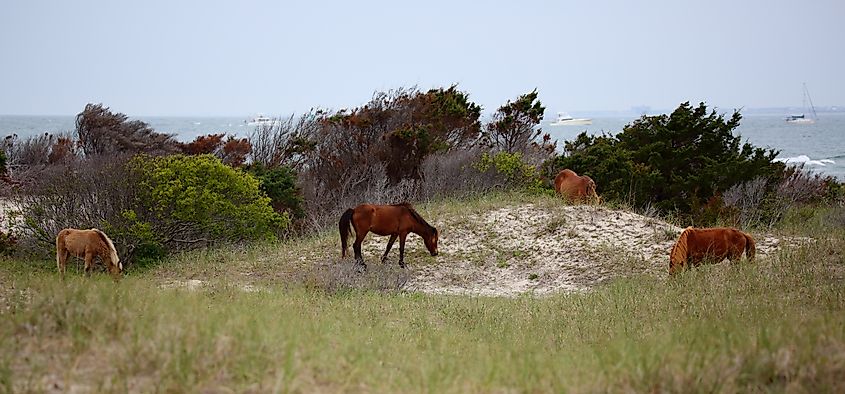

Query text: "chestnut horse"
[554, 169, 599, 204]
[669, 226, 756, 275]
[339, 203, 438, 270]
[56, 228, 122, 279]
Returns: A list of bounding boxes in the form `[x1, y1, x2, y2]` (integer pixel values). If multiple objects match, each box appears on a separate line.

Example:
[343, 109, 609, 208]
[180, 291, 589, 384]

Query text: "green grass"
[1, 194, 844, 392]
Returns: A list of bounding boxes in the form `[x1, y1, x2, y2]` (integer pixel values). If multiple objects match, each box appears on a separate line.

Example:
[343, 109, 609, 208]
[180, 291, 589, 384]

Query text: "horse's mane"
[670, 226, 692, 265]
[394, 203, 437, 235]
[92, 228, 121, 270]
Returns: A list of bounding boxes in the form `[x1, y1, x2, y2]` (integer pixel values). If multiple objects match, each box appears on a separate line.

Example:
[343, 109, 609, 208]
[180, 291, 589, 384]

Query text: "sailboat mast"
[804, 82, 818, 120]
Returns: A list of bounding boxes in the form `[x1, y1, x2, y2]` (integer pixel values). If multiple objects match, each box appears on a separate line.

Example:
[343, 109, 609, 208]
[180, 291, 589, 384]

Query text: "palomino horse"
[669, 227, 756, 275]
[554, 169, 599, 204]
[339, 203, 438, 270]
[56, 228, 122, 279]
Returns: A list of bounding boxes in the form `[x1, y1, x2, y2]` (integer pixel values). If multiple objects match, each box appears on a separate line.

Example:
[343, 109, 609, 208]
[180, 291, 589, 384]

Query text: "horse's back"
[687, 227, 747, 260]
[555, 169, 596, 200]
[56, 228, 100, 255]
[352, 203, 415, 235]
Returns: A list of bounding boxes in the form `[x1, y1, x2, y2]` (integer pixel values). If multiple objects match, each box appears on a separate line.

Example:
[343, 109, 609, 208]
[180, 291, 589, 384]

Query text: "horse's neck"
[410, 220, 431, 236]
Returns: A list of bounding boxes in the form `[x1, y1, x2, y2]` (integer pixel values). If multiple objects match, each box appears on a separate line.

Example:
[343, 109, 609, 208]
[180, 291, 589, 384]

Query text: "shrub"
[551, 102, 784, 221]
[76, 103, 180, 156]
[9, 155, 138, 257]
[246, 164, 305, 219]
[182, 134, 252, 167]
[248, 113, 318, 170]
[128, 154, 288, 248]
[474, 152, 543, 189]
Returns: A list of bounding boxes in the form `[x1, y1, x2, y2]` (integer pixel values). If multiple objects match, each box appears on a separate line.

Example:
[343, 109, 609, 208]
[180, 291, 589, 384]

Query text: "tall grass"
[1, 194, 843, 392]
[2, 232, 843, 392]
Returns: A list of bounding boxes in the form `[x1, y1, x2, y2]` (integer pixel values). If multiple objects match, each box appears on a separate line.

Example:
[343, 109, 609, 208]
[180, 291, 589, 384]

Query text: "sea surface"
[1, 113, 844, 179]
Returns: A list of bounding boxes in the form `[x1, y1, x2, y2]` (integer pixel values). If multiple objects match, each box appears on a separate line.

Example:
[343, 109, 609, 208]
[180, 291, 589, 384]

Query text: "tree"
[484, 90, 548, 155]
[76, 103, 180, 156]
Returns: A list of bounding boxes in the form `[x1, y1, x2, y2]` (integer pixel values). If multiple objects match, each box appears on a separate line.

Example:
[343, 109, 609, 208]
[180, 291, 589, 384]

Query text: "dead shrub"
[8, 155, 138, 258]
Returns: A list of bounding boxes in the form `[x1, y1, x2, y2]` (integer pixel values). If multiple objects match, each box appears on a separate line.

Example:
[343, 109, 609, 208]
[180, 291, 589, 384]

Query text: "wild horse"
[339, 203, 438, 270]
[56, 228, 122, 279]
[669, 227, 756, 275]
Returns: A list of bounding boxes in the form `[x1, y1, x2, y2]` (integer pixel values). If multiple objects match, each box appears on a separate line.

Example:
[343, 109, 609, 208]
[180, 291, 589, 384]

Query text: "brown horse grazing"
[339, 203, 438, 270]
[554, 169, 599, 204]
[56, 228, 122, 279]
[669, 227, 756, 275]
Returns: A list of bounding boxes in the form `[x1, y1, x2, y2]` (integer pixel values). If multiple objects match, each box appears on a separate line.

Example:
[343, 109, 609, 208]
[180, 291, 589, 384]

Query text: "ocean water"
[1, 113, 843, 179]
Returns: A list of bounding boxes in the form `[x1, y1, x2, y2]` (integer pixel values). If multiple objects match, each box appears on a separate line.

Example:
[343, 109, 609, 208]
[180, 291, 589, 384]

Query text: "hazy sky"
[1, 0, 843, 116]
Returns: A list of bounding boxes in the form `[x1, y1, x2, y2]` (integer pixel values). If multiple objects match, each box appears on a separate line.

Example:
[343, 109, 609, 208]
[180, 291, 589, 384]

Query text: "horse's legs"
[57, 248, 68, 278]
[381, 235, 397, 263]
[398, 233, 408, 268]
[353, 230, 367, 272]
[84, 251, 95, 277]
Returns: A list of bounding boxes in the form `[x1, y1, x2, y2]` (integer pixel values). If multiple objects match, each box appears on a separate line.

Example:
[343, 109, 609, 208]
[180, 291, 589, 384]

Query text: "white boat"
[550, 112, 592, 126]
[245, 114, 278, 127]
[785, 83, 817, 124]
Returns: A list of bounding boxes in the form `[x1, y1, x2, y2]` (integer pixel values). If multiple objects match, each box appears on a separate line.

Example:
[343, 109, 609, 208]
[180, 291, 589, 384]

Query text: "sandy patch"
[350, 203, 807, 297]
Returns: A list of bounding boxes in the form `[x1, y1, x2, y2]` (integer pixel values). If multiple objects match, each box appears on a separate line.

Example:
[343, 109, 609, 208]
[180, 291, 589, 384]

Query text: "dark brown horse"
[339, 203, 438, 270]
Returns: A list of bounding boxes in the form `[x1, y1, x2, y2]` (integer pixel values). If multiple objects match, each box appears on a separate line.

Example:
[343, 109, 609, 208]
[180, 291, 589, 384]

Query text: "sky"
[1, 0, 843, 117]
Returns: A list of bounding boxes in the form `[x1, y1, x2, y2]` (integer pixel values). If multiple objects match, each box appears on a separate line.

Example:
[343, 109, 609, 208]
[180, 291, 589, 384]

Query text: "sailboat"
[785, 83, 817, 124]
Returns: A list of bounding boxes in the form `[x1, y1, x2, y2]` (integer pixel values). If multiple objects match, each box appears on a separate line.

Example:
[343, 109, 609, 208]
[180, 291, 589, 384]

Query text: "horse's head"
[424, 227, 439, 256]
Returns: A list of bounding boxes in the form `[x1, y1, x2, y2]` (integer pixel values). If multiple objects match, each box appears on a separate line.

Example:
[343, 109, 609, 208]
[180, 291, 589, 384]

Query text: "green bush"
[246, 164, 305, 219]
[475, 152, 544, 190]
[128, 154, 288, 250]
[551, 102, 784, 222]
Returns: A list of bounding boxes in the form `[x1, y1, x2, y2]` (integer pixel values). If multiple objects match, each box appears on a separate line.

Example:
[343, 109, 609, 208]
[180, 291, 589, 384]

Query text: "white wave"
[774, 154, 836, 166]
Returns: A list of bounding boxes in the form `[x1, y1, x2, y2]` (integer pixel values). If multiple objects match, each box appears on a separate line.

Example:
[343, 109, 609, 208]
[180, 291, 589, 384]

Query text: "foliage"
[474, 152, 542, 188]
[76, 103, 180, 156]
[246, 164, 305, 219]
[128, 154, 288, 248]
[182, 134, 252, 167]
[483, 90, 553, 157]
[551, 102, 785, 221]
[309, 85, 482, 189]
[47, 136, 77, 164]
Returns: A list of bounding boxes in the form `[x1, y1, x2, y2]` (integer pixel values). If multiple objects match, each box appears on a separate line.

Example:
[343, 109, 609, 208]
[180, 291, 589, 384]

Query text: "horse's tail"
[92, 228, 121, 271]
[669, 227, 693, 275]
[339, 208, 354, 258]
[743, 232, 756, 262]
